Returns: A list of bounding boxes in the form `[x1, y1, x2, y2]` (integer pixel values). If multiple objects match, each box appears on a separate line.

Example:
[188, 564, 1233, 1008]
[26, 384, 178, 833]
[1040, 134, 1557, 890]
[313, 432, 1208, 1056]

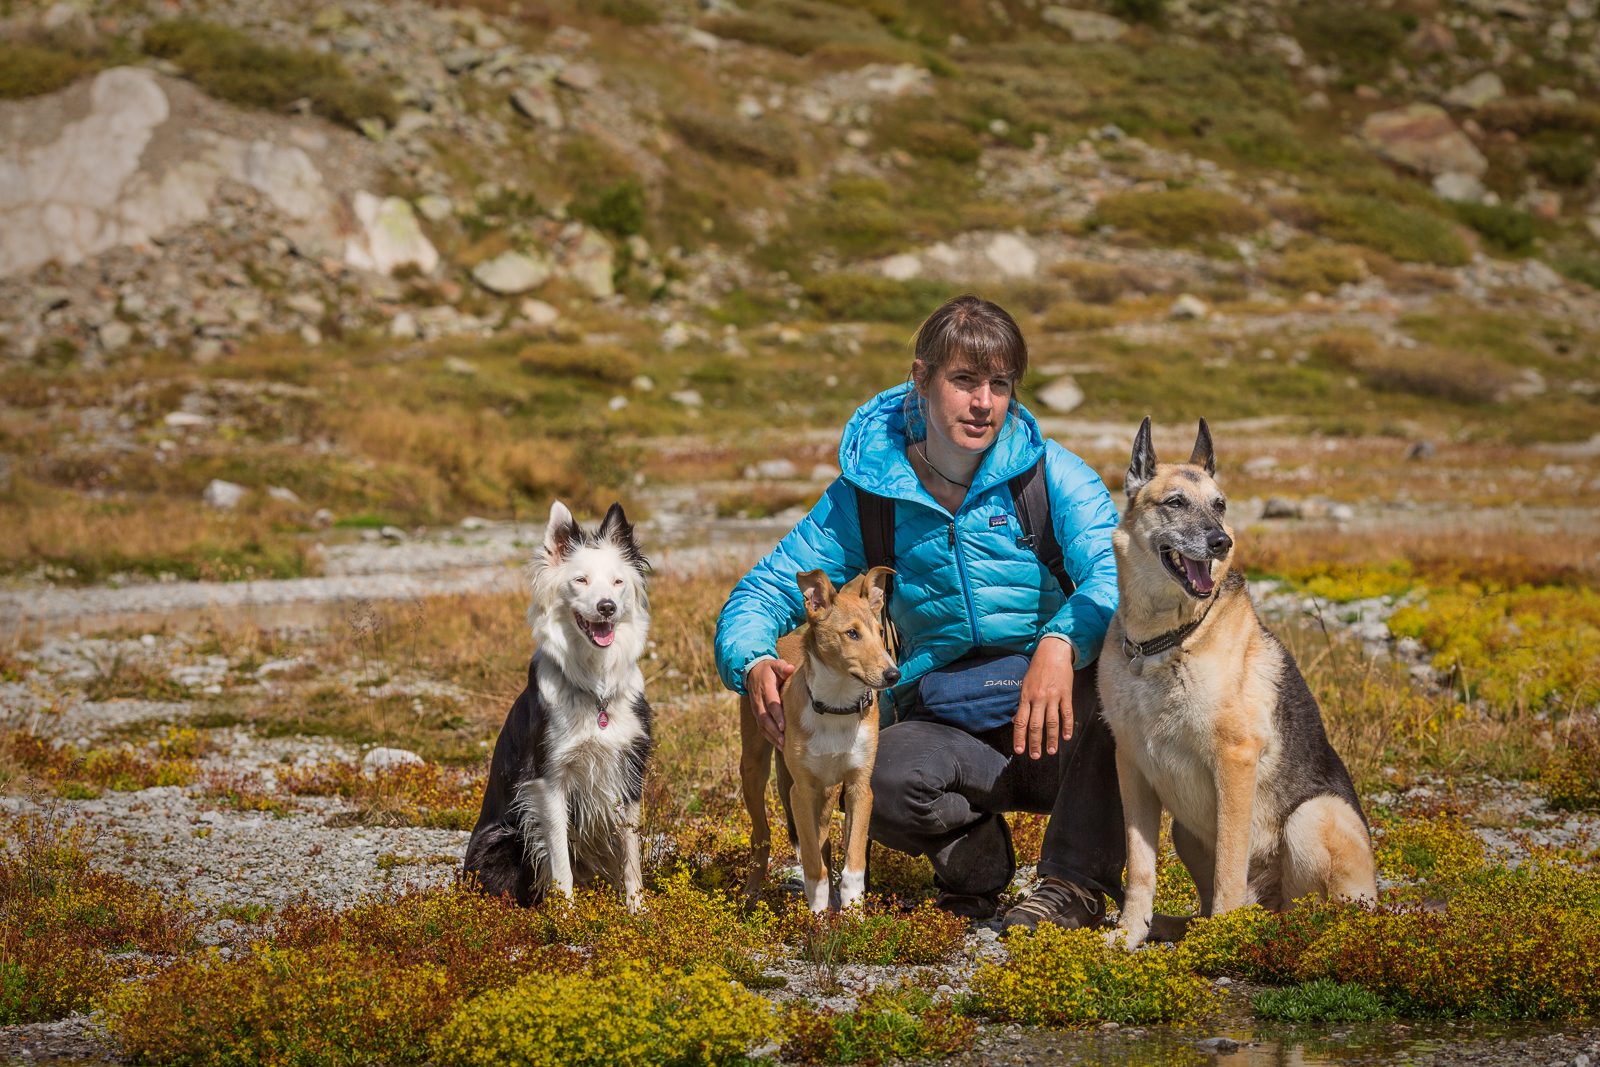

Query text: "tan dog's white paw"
[1103, 924, 1143, 952]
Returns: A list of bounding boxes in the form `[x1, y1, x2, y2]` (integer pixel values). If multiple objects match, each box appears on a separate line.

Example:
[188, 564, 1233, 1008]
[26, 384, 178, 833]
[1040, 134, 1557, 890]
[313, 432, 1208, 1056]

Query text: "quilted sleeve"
[713, 479, 867, 693]
[1040, 441, 1121, 667]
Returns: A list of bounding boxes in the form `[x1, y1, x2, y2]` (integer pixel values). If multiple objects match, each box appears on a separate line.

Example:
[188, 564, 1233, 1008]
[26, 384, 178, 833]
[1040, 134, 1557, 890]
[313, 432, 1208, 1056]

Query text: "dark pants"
[867, 667, 1125, 905]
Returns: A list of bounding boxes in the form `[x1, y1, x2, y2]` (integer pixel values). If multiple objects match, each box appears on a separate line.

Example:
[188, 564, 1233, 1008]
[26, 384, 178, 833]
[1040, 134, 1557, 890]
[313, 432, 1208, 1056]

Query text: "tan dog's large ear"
[1188, 417, 1216, 477]
[797, 570, 836, 618]
[862, 566, 895, 613]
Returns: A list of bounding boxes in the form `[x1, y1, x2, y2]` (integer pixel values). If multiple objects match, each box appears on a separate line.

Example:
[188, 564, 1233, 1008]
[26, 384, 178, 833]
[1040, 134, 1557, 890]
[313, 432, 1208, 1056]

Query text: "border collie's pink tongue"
[1182, 555, 1215, 593]
[576, 613, 617, 647]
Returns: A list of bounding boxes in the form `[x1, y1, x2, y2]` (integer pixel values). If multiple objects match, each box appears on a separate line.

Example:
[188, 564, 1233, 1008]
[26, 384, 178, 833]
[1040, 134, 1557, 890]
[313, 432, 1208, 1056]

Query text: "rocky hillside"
[1, 0, 1598, 581]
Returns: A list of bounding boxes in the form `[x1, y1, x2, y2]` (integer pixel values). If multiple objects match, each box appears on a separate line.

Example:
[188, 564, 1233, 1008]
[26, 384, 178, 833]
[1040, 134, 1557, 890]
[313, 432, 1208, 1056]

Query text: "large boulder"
[1359, 104, 1487, 176]
[343, 193, 439, 276]
[566, 228, 615, 298]
[472, 251, 551, 294]
[1442, 72, 1506, 110]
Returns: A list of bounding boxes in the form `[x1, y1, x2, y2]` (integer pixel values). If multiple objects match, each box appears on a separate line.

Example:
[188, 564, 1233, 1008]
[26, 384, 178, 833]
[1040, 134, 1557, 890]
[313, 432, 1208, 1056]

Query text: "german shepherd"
[739, 568, 899, 913]
[1098, 418, 1376, 948]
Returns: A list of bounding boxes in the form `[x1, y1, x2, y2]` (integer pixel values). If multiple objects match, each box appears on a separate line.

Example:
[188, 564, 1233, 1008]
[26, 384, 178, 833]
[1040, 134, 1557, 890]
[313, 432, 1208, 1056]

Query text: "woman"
[714, 295, 1123, 932]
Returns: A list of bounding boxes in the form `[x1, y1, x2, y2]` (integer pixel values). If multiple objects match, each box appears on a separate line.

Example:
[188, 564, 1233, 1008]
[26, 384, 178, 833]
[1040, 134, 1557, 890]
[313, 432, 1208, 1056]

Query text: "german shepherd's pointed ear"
[542, 500, 583, 563]
[797, 570, 837, 619]
[1124, 416, 1158, 500]
[597, 501, 649, 572]
[1188, 417, 1216, 477]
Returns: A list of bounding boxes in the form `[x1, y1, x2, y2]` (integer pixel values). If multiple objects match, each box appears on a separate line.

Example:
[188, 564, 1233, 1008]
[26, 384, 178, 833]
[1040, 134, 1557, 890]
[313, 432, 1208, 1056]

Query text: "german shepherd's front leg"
[1211, 744, 1261, 914]
[533, 778, 575, 898]
[1109, 746, 1162, 949]
[837, 768, 872, 910]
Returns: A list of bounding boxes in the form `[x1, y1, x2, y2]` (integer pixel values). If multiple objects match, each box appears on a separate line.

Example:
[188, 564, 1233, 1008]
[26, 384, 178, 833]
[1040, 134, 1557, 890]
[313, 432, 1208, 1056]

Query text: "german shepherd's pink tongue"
[577, 614, 617, 647]
[1183, 555, 1216, 594]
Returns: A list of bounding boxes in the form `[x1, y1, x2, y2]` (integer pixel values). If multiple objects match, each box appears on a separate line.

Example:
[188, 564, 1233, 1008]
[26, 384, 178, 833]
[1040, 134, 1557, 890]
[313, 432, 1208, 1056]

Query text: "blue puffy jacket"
[714, 382, 1120, 719]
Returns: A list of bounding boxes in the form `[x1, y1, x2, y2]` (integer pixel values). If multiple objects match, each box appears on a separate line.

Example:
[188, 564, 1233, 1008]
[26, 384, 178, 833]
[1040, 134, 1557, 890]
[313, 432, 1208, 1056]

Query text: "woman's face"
[915, 358, 1014, 453]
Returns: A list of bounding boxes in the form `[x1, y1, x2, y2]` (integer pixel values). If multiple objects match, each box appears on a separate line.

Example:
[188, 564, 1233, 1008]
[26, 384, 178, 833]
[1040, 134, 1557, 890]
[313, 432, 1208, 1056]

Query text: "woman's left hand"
[1014, 637, 1075, 759]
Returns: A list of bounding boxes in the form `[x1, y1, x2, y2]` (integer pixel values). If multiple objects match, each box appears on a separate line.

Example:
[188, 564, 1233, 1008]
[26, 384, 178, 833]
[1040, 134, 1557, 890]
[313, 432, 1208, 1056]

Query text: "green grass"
[1252, 979, 1392, 1023]
[142, 19, 396, 128]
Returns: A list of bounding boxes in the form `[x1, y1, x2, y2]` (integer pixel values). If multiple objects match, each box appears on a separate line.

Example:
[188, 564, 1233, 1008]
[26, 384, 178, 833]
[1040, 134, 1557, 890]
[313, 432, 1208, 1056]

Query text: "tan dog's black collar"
[807, 684, 873, 716]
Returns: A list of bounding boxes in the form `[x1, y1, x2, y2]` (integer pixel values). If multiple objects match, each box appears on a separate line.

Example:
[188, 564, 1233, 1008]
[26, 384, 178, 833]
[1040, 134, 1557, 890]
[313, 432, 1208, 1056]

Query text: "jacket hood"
[837, 382, 1047, 509]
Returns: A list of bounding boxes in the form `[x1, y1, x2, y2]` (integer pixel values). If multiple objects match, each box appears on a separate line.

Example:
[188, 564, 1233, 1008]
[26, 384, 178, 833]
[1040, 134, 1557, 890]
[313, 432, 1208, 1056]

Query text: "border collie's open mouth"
[1159, 545, 1216, 598]
[574, 612, 617, 647]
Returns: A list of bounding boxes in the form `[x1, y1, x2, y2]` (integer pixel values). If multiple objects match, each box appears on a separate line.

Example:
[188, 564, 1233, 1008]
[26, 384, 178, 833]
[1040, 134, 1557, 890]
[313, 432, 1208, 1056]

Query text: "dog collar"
[1122, 618, 1204, 677]
[807, 685, 873, 716]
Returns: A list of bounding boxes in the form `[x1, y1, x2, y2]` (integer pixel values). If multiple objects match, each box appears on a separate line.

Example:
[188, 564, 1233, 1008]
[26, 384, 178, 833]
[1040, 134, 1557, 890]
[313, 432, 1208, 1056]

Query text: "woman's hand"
[748, 658, 797, 750]
[1014, 637, 1075, 759]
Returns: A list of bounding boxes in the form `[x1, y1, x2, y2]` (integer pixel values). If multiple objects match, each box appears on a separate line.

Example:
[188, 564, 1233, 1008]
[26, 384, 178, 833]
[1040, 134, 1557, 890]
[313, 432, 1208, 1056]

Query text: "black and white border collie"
[462, 500, 653, 910]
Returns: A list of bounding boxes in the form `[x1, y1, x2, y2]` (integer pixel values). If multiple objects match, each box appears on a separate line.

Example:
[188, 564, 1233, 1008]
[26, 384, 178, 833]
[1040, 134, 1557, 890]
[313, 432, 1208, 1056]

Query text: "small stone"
[363, 746, 423, 769]
[608, 395, 628, 411]
[753, 459, 797, 479]
[1330, 503, 1356, 522]
[844, 129, 871, 148]
[511, 84, 564, 129]
[312, 508, 335, 528]
[444, 357, 478, 376]
[631, 375, 655, 391]
[472, 252, 551, 294]
[519, 299, 560, 326]
[985, 233, 1038, 278]
[299, 323, 323, 346]
[566, 228, 616, 298]
[669, 389, 703, 407]
[880, 253, 921, 280]
[267, 486, 302, 504]
[811, 463, 841, 482]
[683, 27, 721, 50]
[1243, 456, 1278, 474]
[556, 63, 601, 91]
[1196, 1036, 1240, 1053]
[203, 479, 247, 510]
[1433, 171, 1486, 202]
[285, 293, 325, 318]
[661, 322, 692, 349]
[1169, 294, 1210, 320]
[1407, 20, 1457, 54]
[379, 525, 408, 541]
[163, 411, 211, 430]
[390, 312, 418, 340]
[415, 194, 454, 222]
[98, 320, 133, 352]
[1262, 495, 1301, 519]
[1360, 103, 1487, 177]
[1041, 7, 1127, 40]
[1037, 376, 1084, 413]
[1406, 439, 1436, 461]
[1097, 1021, 1121, 1031]
[1443, 71, 1505, 109]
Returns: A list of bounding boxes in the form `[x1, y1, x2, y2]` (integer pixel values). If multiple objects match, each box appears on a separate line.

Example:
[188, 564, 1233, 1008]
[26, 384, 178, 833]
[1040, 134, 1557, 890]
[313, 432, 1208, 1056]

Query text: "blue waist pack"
[906, 651, 1031, 734]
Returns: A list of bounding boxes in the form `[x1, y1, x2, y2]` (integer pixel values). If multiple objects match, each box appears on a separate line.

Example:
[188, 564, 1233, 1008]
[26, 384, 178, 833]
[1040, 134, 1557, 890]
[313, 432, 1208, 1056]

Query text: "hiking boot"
[1000, 877, 1104, 937]
[935, 890, 1000, 921]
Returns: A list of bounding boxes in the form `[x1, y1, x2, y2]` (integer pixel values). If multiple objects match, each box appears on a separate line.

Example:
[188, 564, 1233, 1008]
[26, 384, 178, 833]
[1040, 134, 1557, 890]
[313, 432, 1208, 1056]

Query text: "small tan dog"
[740, 567, 899, 913]
[1099, 418, 1376, 949]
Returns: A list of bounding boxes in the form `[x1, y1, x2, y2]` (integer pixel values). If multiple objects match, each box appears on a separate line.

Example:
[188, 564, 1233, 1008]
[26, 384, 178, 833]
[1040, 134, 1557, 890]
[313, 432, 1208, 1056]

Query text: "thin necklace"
[918, 443, 972, 490]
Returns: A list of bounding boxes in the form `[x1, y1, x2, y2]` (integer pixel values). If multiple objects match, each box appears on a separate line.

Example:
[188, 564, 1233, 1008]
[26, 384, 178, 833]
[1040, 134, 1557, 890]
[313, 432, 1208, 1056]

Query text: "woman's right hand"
[747, 658, 797, 750]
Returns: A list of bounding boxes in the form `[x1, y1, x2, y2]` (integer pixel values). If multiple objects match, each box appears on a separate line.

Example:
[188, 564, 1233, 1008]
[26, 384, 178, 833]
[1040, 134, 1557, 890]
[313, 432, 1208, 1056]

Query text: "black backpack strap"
[855, 487, 896, 576]
[1008, 455, 1076, 599]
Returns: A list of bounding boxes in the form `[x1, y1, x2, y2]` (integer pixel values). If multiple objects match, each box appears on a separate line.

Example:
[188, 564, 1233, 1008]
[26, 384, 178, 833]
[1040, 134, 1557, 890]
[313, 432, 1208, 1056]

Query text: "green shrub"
[803, 274, 956, 322]
[579, 0, 661, 25]
[107, 944, 456, 1066]
[433, 966, 777, 1067]
[1375, 816, 1486, 884]
[0, 41, 95, 99]
[902, 121, 981, 163]
[1453, 203, 1536, 255]
[142, 19, 396, 128]
[670, 110, 799, 175]
[1265, 245, 1368, 294]
[1541, 716, 1600, 812]
[573, 178, 647, 237]
[1112, 0, 1165, 23]
[782, 985, 974, 1064]
[973, 925, 1214, 1028]
[1479, 98, 1600, 137]
[1276, 195, 1469, 266]
[1293, 3, 1405, 76]
[1252, 979, 1391, 1023]
[783, 900, 967, 966]
[520, 344, 642, 383]
[1092, 189, 1265, 244]
[1527, 135, 1597, 188]
[1041, 301, 1115, 331]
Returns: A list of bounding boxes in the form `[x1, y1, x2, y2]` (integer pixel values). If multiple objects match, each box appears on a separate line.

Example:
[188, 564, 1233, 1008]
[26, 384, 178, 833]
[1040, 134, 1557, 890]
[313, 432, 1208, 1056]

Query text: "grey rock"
[1037, 376, 1084, 413]
[344, 193, 439, 276]
[1169, 294, 1209, 320]
[472, 251, 551, 294]
[1196, 1037, 1241, 1053]
[1360, 104, 1487, 177]
[203, 479, 247, 510]
[98, 320, 133, 352]
[511, 84, 564, 129]
[1442, 71, 1505, 109]
[1262, 495, 1301, 519]
[1406, 439, 1436, 460]
[267, 486, 302, 504]
[1040, 7, 1127, 40]
[566, 228, 616, 298]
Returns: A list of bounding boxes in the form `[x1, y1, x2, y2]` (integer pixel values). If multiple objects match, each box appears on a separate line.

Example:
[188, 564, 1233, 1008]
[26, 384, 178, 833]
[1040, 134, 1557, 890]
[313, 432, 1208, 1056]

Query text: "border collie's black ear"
[1125, 416, 1157, 500]
[797, 570, 836, 618]
[597, 501, 649, 571]
[543, 500, 583, 563]
[1189, 417, 1216, 477]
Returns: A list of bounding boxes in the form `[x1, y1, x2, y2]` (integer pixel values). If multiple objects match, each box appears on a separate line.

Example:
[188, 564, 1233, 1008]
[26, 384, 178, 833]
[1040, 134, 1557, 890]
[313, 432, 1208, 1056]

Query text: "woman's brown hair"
[910, 295, 1029, 387]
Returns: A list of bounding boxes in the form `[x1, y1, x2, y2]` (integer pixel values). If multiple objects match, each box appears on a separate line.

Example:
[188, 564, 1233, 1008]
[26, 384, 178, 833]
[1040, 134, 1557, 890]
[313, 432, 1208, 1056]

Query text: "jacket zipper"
[948, 520, 981, 648]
